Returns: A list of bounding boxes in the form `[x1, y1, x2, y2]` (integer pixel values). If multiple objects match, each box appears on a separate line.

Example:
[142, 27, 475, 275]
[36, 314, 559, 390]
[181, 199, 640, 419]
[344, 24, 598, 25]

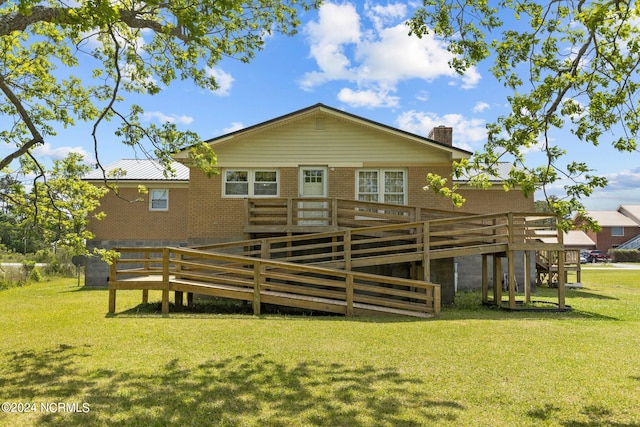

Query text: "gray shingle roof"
[83, 159, 189, 181]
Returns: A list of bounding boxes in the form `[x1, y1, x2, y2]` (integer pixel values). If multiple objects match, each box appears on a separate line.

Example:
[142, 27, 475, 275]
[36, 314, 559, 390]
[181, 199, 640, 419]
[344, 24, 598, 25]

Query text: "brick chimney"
[428, 126, 453, 146]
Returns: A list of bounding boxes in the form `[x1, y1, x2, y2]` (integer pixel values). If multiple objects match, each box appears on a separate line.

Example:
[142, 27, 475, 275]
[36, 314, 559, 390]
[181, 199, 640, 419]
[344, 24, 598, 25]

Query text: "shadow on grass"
[0, 345, 464, 426]
[110, 300, 433, 324]
[105, 296, 621, 322]
[527, 403, 638, 427]
[564, 288, 618, 300]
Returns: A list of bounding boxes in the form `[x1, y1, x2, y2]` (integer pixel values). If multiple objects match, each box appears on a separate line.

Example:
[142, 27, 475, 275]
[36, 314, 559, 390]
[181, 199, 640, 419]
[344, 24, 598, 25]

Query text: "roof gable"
[174, 104, 472, 166]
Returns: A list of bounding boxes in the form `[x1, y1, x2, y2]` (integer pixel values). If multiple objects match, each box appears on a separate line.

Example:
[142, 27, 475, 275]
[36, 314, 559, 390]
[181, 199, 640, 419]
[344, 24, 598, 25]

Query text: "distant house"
[577, 206, 640, 253]
[84, 104, 536, 301]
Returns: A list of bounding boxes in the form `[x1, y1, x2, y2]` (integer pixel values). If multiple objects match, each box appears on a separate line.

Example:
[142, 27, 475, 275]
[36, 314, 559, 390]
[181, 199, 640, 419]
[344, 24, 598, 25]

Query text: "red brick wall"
[187, 166, 534, 241]
[88, 186, 188, 241]
[587, 227, 640, 252]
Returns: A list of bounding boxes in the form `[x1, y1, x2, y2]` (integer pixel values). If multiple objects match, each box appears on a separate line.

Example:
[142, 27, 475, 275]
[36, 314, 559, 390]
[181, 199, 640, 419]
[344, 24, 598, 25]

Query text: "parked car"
[586, 250, 611, 263]
[580, 253, 589, 264]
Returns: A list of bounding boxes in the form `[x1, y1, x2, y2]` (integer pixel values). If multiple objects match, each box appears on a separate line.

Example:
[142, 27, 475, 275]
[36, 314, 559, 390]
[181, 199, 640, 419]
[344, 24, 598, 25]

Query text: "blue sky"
[24, 1, 640, 211]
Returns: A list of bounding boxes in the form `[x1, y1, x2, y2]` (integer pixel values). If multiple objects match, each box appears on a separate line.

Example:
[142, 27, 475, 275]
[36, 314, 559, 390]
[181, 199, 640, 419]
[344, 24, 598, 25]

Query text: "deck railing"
[244, 197, 475, 231]
[204, 210, 562, 265]
[109, 204, 564, 316]
[109, 246, 441, 317]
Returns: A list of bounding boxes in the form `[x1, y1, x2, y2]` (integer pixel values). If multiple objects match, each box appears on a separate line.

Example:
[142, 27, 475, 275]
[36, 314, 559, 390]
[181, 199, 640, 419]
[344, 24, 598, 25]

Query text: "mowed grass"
[1, 269, 639, 426]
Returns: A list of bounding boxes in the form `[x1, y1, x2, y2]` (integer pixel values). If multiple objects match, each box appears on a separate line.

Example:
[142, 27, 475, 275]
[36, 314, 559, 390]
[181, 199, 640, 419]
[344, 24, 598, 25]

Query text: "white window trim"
[149, 189, 169, 211]
[611, 226, 624, 237]
[356, 169, 407, 205]
[223, 169, 279, 198]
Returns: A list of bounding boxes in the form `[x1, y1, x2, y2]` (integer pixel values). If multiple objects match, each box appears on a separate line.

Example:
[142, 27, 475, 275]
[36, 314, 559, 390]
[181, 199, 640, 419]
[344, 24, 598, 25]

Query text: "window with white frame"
[357, 169, 406, 204]
[611, 226, 624, 236]
[149, 189, 168, 211]
[224, 169, 278, 197]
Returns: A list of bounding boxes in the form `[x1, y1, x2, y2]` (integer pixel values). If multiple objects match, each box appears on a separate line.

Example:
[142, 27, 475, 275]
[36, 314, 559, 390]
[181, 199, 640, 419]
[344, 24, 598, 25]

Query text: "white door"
[299, 167, 328, 225]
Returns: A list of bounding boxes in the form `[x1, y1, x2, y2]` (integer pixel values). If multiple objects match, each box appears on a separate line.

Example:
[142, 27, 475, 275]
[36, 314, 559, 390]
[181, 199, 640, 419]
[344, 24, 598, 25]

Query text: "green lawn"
[1, 270, 639, 426]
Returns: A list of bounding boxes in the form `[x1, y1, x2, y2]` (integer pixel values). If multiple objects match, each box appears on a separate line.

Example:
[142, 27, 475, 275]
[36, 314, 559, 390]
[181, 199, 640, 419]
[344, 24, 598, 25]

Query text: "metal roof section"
[453, 163, 514, 183]
[83, 159, 189, 181]
[584, 210, 639, 227]
[173, 103, 473, 161]
[535, 230, 596, 248]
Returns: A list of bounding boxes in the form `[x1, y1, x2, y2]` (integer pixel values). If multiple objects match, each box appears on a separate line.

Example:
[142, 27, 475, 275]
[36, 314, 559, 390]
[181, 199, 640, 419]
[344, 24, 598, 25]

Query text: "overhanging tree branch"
[0, 75, 44, 171]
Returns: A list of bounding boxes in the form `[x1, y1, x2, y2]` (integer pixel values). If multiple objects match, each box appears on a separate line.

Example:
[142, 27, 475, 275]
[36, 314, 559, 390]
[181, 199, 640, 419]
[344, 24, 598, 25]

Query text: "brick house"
[577, 206, 640, 253]
[85, 104, 535, 296]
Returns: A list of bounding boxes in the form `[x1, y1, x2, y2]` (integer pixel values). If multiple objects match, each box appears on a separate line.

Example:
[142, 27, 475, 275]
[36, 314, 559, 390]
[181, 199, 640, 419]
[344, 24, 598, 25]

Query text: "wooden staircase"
[108, 198, 569, 318]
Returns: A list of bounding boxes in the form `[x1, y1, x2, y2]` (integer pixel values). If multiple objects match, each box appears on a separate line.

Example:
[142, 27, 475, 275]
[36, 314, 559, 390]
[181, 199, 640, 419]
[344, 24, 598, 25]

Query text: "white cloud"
[207, 67, 235, 96]
[300, 1, 481, 107]
[473, 102, 490, 113]
[32, 143, 93, 162]
[364, 2, 407, 32]
[143, 111, 194, 125]
[223, 122, 245, 134]
[538, 167, 640, 211]
[461, 67, 481, 88]
[337, 87, 399, 108]
[603, 167, 640, 191]
[396, 110, 487, 151]
[300, 2, 361, 89]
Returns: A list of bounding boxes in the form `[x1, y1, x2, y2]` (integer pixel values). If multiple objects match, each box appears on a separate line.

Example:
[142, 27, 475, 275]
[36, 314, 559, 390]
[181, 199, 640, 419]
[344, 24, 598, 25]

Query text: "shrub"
[0, 266, 28, 290]
[29, 268, 43, 282]
[610, 249, 640, 263]
[22, 260, 36, 275]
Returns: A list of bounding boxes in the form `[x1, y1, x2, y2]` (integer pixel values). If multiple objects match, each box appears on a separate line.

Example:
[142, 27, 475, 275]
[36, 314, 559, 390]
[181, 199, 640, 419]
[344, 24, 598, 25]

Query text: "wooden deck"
[109, 198, 568, 317]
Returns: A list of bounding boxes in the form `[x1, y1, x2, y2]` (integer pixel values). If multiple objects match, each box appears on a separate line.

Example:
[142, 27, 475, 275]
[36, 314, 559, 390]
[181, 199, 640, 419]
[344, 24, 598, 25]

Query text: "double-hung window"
[224, 169, 278, 197]
[149, 189, 169, 211]
[357, 169, 406, 205]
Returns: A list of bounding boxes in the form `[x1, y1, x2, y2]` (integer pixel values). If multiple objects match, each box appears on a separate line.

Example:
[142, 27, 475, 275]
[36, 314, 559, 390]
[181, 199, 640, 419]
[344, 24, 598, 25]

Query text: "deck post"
[493, 255, 501, 305]
[557, 230, 566, 309]
[423, 222, 430, 282]
[175, 291, 184, 307]
[243, 198, 250, 228]
[558, 249, 566, 309]
[161, 247, 170, 315]
[524, 250, 532, 303]
[144, 250, 150, 274]
[142, 289, 149, 303]
[346, 273, 354, 316]
[108, 258, 117, 313]
[481, 254, 488, 304]
[287, 198, 293, 227]
[331, 198, 338, 226]
[344, 229, 352, 271]
[433, 285, 441, 317]
[253, 261, 263, 315]
[261, 239, 269, 261]
[508, 250, 516, 309]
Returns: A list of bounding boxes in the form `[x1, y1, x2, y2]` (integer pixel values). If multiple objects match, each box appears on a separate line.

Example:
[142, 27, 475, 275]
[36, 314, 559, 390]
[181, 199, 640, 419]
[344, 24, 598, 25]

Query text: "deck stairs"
[109, 198, 566, 318]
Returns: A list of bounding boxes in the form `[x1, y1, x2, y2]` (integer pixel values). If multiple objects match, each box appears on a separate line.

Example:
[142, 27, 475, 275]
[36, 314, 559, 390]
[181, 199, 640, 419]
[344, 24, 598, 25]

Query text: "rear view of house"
[86, 104, 542, 307]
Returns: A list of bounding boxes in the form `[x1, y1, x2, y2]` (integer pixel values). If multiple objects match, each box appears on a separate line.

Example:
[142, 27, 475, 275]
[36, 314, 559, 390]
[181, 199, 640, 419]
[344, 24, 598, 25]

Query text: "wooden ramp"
[108, 247, 440, 318]
[109, 200, 570, 317]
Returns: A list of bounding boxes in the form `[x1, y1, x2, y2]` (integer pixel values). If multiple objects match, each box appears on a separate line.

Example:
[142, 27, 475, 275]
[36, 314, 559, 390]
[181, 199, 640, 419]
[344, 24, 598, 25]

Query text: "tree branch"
[0, 6, 188, 41]
[0, 75, 44, 171]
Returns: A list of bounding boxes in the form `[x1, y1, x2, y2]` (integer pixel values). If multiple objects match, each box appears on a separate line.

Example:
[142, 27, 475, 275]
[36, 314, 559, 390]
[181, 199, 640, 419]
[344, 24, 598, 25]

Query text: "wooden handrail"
[110, 245, 441, 317]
